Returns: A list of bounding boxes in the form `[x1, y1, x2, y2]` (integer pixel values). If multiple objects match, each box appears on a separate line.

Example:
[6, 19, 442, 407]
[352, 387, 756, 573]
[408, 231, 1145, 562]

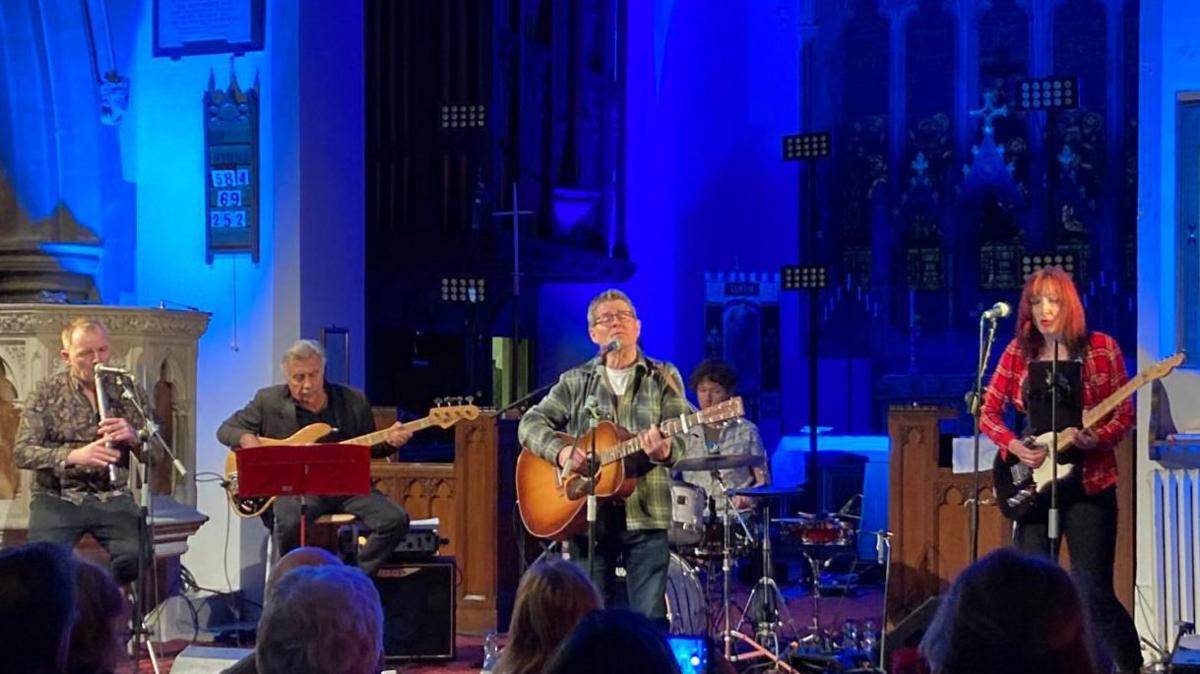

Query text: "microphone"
[94, 364, 130, 376]
[600, 339, 621, 355]
[982, 301, 1012, 321]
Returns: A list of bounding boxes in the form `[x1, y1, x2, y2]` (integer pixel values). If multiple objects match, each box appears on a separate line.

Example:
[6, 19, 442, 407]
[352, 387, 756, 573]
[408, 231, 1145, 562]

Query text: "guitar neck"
[341, 416, 437, 447]
[594, 414, 696, 467]
[1081, 373, 1144, 430]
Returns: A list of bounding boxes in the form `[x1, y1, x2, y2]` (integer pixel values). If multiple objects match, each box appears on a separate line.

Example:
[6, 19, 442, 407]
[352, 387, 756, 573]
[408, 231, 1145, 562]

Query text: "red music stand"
[236, 443, 371, 545]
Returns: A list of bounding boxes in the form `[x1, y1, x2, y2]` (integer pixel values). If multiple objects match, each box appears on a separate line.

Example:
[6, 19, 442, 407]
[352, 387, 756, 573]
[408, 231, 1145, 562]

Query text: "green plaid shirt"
[518, 350, 690, 530]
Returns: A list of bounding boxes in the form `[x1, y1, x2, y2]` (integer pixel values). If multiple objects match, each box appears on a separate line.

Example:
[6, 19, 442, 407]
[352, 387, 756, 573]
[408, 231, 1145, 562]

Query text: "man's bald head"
[266, 547, 342, 596]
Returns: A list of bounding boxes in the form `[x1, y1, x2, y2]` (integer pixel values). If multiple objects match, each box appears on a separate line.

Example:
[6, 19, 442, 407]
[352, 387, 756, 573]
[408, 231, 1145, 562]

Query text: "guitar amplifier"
[339, 518, 442, 562]
[387, 518, 443, 561]
[389, 528, 442, 561]
[375, 556, 456, 661]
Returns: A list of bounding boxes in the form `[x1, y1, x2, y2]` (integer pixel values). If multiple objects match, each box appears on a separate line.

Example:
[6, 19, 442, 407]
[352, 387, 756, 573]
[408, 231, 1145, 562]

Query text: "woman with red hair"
[980, 266, 1141, 673]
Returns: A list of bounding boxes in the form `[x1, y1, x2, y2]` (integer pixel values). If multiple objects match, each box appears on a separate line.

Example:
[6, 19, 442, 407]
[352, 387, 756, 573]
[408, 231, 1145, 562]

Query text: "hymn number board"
[203, 69, 260, 262]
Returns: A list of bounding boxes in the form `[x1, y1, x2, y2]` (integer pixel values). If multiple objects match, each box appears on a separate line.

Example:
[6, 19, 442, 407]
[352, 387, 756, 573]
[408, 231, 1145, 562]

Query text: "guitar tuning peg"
[465, 395, 474, 404]
[434, 397, 443, 406]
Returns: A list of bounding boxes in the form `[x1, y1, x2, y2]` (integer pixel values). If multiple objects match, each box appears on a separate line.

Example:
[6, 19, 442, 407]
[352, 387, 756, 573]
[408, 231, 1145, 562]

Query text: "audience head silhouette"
[544, 609, 682, 674]
[0, 542, 77, 674]
[494, 557, 603, 674]
[919, 547, 1101, 674]
[266, 546, 343, 594]
[220, 546, 345, 674]
[256, 564, 383, 674]
[67, 558, 131, 674]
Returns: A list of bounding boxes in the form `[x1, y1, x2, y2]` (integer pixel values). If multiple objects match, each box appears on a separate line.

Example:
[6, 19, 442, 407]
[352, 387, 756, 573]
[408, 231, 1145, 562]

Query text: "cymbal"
[731, 485, 805, 498]
[675, 454, 765, 472]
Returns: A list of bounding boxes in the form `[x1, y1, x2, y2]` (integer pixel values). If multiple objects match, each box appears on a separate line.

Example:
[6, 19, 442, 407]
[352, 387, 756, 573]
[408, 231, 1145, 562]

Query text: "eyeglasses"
[592, 310, 636, 327]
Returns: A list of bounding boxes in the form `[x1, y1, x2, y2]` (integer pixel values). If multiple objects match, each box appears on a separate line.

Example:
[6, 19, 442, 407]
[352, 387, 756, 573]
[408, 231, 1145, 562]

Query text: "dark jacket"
[216, 383, 392, 458]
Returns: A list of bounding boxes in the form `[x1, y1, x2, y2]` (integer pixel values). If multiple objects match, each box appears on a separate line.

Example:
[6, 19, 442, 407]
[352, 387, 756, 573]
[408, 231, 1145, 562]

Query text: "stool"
[313, 513, 361, 566]
[265, 512, 362, 586]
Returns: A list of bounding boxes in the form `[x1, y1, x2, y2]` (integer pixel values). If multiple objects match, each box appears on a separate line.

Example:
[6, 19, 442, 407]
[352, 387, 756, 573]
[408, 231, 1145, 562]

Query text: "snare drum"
[665, 552, 706, 635]
[668, 482, 708, 547]
[780, 517, 854, 546]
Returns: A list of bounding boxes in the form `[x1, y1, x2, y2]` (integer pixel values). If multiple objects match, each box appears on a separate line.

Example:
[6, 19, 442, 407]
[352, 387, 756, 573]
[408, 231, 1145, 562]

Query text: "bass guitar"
[224, 403, 481, 518]
[516, 397, 744, 541]
[994, 352, 1183, 519]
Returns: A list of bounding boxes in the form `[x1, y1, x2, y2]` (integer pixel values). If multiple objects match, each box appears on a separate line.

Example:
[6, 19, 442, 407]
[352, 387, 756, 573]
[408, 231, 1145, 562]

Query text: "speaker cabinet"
[374, 556, 456, 661]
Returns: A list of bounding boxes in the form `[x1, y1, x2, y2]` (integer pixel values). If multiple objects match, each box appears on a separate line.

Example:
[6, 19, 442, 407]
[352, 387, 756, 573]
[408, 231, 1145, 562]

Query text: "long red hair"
[1016, 266, 1087, 360]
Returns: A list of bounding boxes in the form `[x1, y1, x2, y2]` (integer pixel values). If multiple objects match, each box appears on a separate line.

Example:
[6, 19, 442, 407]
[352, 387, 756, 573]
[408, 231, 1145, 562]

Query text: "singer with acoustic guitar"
[517, 289, 689, 628]
[14, 318, 155, 584]
[979, 266, 1141, 674]
[217, 339, 412, 576]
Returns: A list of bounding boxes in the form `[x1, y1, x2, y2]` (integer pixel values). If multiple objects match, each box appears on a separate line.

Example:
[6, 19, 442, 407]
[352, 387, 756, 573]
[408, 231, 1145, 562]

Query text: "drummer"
[679, 359, 769, 514]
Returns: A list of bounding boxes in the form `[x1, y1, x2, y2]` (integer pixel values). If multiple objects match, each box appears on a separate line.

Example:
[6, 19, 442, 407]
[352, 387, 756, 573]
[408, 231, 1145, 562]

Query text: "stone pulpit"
[0, 305, 210, 599]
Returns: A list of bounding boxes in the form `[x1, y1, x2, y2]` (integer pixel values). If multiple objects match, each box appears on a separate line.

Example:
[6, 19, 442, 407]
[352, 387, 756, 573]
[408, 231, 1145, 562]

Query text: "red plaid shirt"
[980, 331, 1131, 495]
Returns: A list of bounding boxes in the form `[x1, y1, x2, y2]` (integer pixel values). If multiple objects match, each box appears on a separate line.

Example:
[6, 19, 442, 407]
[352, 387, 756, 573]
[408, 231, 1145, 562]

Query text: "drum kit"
[665, 451, 883, 672]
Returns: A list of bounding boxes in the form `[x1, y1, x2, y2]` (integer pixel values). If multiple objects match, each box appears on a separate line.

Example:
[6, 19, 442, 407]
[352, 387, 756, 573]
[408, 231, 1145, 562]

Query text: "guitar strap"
[647, 357, 690, 406]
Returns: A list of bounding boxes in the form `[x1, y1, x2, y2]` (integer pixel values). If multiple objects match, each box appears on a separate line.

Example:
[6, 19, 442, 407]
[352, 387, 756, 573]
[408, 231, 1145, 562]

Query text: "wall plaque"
[203, 65, 259, 263]
[154, 0, 265, 59]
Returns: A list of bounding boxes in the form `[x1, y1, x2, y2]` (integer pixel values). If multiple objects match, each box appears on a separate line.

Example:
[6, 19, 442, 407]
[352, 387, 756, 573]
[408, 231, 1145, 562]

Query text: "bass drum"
[665, 552, 707, 635]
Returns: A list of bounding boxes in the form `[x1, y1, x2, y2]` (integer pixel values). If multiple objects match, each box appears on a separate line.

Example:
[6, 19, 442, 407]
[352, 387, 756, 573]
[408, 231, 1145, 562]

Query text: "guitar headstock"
[697, 396, 745, 424]
[1144, 352, 1186, 382]
[429, 397, 482, 428]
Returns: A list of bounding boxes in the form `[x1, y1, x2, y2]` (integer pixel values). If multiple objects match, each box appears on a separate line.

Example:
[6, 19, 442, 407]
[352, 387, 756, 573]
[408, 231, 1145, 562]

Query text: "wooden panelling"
[886, 406, 1135, 628]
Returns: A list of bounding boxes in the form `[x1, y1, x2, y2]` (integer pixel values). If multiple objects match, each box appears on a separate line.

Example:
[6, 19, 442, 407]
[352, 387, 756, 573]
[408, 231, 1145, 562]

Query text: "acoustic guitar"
[223, 403, 481, 518]
[515, 397, 744, 541]
[993, 352, 1183, 520]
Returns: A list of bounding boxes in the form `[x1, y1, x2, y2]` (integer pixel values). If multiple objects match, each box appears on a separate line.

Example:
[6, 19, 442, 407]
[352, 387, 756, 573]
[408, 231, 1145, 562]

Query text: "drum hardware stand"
[709, 472, 754, 662]
[734, 496, 798, 663]
[799, 550, 827, 642]
[713, 480, 799, 674]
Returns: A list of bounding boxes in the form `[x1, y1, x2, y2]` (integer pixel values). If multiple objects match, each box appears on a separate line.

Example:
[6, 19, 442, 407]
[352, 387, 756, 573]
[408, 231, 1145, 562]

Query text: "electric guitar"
[993, 352, 1183, 520]
[223, 403, 481, 518]
[515, 397, 745, 541]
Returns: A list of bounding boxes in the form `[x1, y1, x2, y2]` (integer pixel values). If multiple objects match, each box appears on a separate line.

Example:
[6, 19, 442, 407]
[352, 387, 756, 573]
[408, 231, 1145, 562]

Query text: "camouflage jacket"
[14, 371, 156, 503]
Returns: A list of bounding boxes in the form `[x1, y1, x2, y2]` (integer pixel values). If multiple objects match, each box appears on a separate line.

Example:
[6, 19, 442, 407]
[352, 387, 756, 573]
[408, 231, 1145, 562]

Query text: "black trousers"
[273, 491, 409, 576]
[569, 503, 670, 629]
[1013, 484, 1142, 672]
[28, 493, 149, 585]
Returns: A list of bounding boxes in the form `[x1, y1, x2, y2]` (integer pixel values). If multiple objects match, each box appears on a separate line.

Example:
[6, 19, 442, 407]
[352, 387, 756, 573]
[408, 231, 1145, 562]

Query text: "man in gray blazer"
[218, 339, 412, 575]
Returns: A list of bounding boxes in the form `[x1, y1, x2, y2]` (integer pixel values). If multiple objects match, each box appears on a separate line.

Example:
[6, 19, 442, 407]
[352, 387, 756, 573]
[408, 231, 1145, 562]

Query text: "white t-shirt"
[606, 364, 635, 397]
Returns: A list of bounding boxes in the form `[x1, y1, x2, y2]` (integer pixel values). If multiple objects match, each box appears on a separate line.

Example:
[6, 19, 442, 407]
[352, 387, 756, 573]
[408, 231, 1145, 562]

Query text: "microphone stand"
[559, 362, 598, 577]
[557, 343, 617, 581]
[493, 380, 555, 417]
[1048, 339, 1061, 561]
[967, 313, 1002, 563]
[112, 375, 188, 674]
[586, 400, 600, 582]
